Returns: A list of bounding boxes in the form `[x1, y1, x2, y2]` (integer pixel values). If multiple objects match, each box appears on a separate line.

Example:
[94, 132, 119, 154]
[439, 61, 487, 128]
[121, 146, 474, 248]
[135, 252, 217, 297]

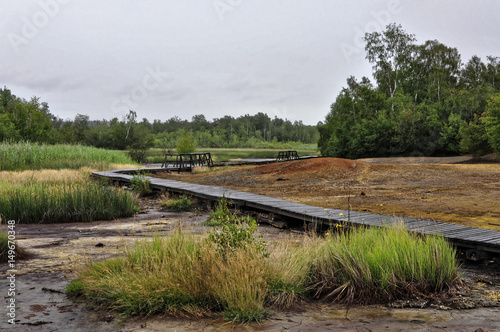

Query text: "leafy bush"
[176, 132, 196, 154]
[206, 196, 268, 259]
[129, 173, 152, 196]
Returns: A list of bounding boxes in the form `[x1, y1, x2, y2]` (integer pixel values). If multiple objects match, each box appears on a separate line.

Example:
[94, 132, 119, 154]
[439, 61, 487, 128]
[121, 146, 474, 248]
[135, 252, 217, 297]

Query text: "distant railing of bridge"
[276, 150, 299, 161]
[161, 152, 214, 170]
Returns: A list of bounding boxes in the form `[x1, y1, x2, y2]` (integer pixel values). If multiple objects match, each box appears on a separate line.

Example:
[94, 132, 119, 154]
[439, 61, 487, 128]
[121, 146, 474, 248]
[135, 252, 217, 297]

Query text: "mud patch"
[1, 201, 499, 331]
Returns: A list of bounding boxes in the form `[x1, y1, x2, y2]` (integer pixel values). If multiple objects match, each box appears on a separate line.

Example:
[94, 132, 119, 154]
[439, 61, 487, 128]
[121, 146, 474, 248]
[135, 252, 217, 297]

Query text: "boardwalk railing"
[161, 152, 214, 170]
[276, 150, 299, 161]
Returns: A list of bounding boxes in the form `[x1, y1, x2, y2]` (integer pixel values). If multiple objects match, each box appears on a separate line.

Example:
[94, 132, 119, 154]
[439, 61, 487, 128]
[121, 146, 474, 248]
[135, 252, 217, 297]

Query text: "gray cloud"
[1, 0, 500, 125]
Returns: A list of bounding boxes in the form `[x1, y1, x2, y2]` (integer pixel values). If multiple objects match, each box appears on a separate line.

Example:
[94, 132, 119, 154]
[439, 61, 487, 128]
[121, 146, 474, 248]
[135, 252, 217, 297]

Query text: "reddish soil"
[158, 157, 500, 231]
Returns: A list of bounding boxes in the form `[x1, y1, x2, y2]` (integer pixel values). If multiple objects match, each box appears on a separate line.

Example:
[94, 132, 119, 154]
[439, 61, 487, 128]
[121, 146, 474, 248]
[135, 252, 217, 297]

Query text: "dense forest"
[3, 23, 500, 161]
[319, 23, 500, 158]
[0, 86, 319, 159]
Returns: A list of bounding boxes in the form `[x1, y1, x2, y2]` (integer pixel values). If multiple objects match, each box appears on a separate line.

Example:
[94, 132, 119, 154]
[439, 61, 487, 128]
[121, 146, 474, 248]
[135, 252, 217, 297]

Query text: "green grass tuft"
[161, 196, 193, 212]
[0, 182, 139, 224]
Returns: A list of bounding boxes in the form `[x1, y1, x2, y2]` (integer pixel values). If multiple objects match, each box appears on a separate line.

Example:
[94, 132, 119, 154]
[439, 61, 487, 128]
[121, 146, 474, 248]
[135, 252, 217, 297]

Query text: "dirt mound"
[254, 157, 367, 176]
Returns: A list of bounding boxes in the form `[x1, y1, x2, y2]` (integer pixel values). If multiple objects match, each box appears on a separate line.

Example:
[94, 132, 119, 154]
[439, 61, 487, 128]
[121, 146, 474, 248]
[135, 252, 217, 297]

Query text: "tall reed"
[0, 182, 138, 224]
[0, 141, 136, 171]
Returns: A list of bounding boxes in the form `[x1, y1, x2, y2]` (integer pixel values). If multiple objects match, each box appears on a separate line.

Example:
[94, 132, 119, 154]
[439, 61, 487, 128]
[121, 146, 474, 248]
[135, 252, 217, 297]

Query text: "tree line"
[319, 23, 500, 158]
[0, 86, 319, 160]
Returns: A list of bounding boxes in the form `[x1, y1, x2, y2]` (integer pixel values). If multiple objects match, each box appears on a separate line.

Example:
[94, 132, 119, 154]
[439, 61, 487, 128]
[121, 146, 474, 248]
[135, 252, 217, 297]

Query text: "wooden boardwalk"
[94, 169, 500, 254]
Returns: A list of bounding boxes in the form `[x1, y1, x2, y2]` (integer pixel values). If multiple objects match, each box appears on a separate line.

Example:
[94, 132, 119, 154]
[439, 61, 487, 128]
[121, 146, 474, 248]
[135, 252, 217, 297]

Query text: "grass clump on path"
[161, 195, 193, 212]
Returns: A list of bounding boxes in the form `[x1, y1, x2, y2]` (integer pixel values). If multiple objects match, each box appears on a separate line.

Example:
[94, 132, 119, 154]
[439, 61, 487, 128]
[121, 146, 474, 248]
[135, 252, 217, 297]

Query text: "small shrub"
[129, 173, 152, 196]
[162, 196, 193, 212]
[207, 196, 268, 259]
[205, 195, 233, 226]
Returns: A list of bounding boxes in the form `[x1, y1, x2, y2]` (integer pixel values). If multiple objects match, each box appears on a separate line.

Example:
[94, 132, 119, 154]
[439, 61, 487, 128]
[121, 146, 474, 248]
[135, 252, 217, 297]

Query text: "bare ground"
[157, 156, 500, 231]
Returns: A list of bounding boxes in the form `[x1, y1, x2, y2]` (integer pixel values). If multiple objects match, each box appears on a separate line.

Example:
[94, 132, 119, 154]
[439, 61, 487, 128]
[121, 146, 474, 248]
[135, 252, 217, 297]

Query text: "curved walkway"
[94, 168, 500, 254]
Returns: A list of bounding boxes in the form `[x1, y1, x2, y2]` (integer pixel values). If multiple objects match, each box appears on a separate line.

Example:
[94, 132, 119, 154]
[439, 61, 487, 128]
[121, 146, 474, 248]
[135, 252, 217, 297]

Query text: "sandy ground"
[1, 195, 500, 331]
[157, 157, 500, 231]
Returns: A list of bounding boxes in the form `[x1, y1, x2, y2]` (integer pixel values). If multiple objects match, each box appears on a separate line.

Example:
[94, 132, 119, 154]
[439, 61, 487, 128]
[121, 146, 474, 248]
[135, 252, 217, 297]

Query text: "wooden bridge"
[161, 152, 213, 170]
[276, 150, 299, 161]
[93, 168, 500, 255]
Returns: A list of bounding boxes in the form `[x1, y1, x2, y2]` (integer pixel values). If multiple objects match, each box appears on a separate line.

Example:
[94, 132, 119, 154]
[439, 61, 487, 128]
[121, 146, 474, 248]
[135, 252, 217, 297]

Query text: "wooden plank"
[94, 168, 500, 253]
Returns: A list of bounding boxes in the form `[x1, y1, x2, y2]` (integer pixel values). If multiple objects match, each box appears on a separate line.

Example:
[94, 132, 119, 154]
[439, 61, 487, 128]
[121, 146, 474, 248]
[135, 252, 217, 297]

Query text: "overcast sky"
[1, 0, 499, 125]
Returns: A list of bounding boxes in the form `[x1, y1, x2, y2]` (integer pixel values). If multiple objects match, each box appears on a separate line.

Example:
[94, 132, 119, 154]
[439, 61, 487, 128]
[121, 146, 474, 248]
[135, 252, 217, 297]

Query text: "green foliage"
[483, 92, 500, 152]
[0, 87, 53, 143]
[206, 196, 268, 259]
[162, 196, 193, 211]
[176, 131, 196, 154]
[2, 87, 319, 152]
[320, 24, 500, 158]
[0, 181, 138, 224]
[459, 116, 491, 156]
[129, 173, 152, 196]
[127, 123, 155, 163]
[0, 141, 136, 171]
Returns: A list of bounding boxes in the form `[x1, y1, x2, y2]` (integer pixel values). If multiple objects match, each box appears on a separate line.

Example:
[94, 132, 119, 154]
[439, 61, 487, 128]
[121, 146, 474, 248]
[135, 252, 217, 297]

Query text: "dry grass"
[68, 227, 268, 321]
[191, 166, 211, 174]
[0, 169, 88, 185]
[68, 221, 460, 321]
